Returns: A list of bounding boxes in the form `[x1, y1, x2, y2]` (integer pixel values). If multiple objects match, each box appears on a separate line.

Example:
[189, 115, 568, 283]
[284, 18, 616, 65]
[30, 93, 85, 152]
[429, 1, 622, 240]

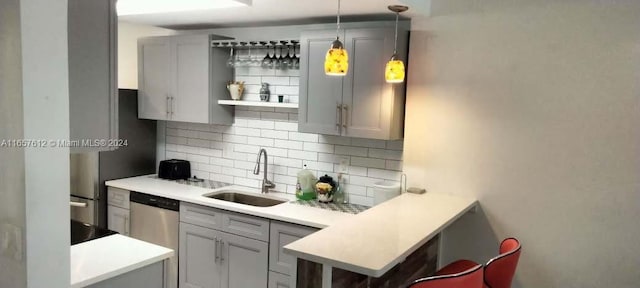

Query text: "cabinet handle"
[342, 105, 348, 129]
[124, 216, 129, 235]
[170, 96, 175, 116]
[220, 240, 225, 262]
[166, 95, 170, 117]
[214, 238, 219, 262]
[336, 104, 342, 132]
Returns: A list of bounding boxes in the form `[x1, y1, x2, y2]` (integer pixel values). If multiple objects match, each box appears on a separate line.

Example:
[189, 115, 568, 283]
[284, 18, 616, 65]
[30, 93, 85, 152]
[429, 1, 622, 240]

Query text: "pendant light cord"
[393, 11, 399, 55]
[336, 0, 341, 40]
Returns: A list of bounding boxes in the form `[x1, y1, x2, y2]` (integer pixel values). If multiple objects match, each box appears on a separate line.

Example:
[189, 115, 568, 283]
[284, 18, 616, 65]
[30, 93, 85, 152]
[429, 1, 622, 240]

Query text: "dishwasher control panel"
[130, 192, 180, 211]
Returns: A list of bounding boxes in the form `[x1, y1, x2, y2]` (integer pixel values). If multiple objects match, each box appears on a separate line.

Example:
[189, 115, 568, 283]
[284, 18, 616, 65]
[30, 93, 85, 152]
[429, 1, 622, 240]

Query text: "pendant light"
[385, 5, 409, 83]
[325, 0, 348, 76]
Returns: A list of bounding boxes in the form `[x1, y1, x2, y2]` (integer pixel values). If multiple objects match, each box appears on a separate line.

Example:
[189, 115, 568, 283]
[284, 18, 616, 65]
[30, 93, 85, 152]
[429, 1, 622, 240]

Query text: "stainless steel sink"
[204, 191, 286, 207]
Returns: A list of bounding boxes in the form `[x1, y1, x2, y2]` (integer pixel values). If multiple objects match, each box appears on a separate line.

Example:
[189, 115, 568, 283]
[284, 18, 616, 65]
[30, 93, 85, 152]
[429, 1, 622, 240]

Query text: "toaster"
[158, 159, 191, 180]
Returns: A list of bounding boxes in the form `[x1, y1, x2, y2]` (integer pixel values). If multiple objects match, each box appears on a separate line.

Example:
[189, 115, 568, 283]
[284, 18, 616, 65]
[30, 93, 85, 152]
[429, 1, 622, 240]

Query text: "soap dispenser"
[296, 165, 317, 200]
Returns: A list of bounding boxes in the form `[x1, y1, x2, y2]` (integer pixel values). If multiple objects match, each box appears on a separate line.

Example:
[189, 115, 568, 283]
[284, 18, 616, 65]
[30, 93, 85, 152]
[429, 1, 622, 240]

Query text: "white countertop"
[105, 175, 353, 229]
[70, 234, 174, 288]
[283, 192, 478, 277]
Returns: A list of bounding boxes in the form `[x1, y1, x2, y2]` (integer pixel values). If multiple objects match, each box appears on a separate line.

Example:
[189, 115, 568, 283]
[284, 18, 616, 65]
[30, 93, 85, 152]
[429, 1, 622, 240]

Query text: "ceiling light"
[385, 5, 408, 84]
[324, 0, 348, 76]
[117, 0, 251, 16]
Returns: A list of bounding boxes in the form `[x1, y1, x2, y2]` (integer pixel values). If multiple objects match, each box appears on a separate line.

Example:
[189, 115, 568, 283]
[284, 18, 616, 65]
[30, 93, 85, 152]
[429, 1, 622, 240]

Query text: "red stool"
[407, 264, 484, 288]
[435, 238, 521, 288]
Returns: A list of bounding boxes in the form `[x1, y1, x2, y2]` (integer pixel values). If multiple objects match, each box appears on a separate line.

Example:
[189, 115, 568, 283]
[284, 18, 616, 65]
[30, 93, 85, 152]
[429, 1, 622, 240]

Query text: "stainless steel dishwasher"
[130, 192, 179, 288]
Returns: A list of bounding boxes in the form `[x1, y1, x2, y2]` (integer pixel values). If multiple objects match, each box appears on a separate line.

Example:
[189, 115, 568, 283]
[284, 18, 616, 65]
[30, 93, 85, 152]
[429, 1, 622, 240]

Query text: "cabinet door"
[298, 30, 345, 135]
[268, 272, 291, 288]
[107, 205, 129, 236]
[138, 37, 172, 121]
[68, 0, 118, 152]
[342, 28, 400, 139]
[220, 231, 269, 288]
[172, 35, 210, 123]
[180, 223, 223, 288]
[269, 221, 317, 276]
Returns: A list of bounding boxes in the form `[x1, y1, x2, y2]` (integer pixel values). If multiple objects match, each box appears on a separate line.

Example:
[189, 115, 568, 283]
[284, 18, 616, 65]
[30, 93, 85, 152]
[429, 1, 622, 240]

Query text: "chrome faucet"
[253, 148, 275, 194]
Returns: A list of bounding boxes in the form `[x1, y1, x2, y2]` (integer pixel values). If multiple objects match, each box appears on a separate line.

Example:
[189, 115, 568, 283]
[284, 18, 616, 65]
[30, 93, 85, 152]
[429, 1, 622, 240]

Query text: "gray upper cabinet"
[299, 27, 408, 140]
[68, 0, 118, 152]
[299, 30, 345, 136]
[138, 35, 233, 124]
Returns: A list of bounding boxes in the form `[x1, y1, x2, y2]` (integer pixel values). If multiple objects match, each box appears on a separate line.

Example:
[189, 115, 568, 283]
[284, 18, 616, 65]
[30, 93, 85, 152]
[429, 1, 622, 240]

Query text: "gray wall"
[403, 1, 640, 287]
[0, 0, 26, 285]
[0, 0, 70, 287]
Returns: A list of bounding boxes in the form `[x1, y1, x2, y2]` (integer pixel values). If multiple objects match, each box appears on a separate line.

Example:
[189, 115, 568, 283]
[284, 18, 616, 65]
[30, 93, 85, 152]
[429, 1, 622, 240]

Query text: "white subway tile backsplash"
[289, 131, 318, 142]
[367, 168, 401, 181]
[351, 138, 386, 149]
[319, 135, 352, 146]
[288, 150, 318, 161]
[187, 138, 210, 148]
[211, 157, 234, 168]
[186, 154, 209, 164]
[247, 137, 274, 147]
[274, 122, 298, 131]
[368, 148, 403, 160]
[350, 156, 385, 169]
[235, 76, 261, 85]
[318, 153, 348, 164]
[161, 67, 404, 202]
[198, 131, 223, 141]
[198, 148, 222, 158]
[346, 166, 368, 176]
[274, 139, 303, 150]
[261, 129, 289, 139]
[236, 110, 261, 119]
[266, 147, 288, 157]
[385, 160, 403, 171]
[166, 151, 186, 159]
[335, 145, 368, 157]
[234, 177, 261, 187]
[211, 173, 234, 183]
[223, 134, 248, 144]
[247, 119, 275, 130]
[262, 76, 291, 85]
[386, 140, 404, 150]
[275, 86, 299, 95]
[303, 142, 334, 153]
[234, 127, 262, 137]
[261, 111, 289, 121]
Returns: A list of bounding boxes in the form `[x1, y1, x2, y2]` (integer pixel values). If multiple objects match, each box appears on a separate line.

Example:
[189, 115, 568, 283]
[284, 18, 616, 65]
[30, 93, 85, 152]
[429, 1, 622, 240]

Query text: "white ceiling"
[118, 0, 427, 29]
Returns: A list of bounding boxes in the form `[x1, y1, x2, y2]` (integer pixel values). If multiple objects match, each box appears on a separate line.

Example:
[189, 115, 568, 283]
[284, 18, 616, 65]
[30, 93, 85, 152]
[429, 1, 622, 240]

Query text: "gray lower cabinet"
[88, 261, 165, 288]
[107, 205, 130, 236]
[179, 223, 222, 288]
[138, 35, 233, 124]
[179, 204, 269, 288]
[269, 221, 317, 276]
[68, 0, 118, 152]
[268, 272, 291, 288]
[299, 27, 408, 140]
[220, 230, 269, 288]
[269, 221, 318, 288]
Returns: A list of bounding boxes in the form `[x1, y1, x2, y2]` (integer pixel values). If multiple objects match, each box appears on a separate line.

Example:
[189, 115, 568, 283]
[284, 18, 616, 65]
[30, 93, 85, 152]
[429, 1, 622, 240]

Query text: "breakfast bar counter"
[283, 192, 478, 286]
